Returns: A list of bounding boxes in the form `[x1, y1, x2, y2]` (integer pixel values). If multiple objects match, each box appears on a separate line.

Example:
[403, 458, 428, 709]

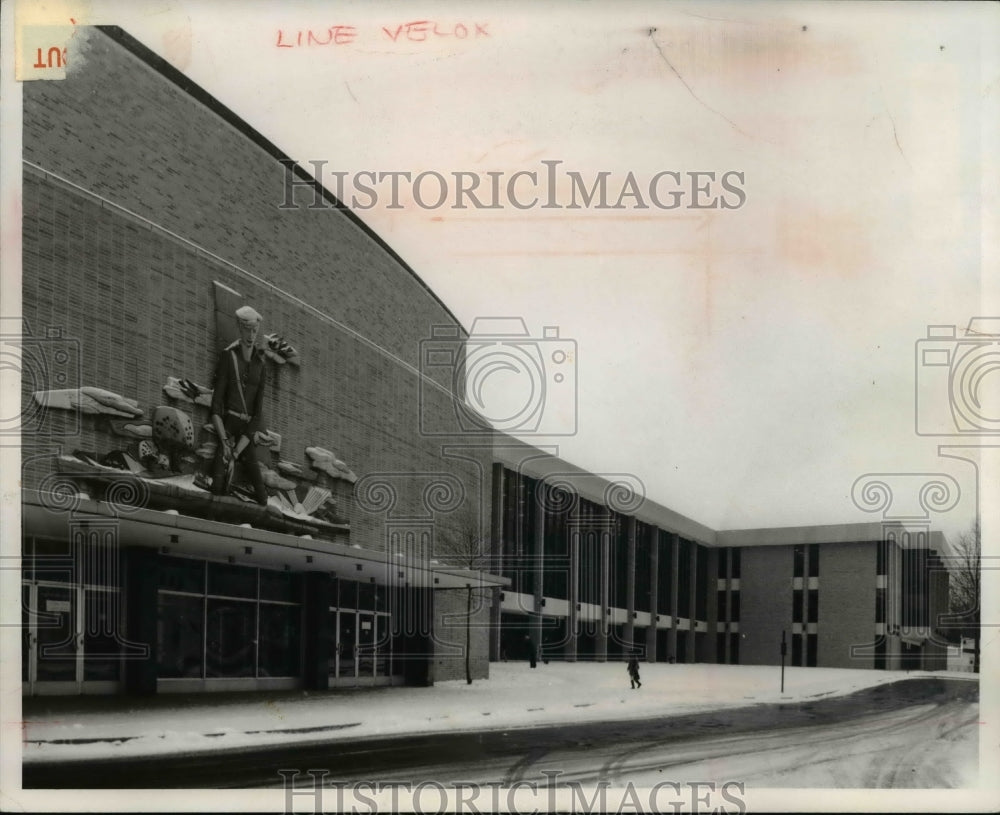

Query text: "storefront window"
[158, 593, 204, 678]
[259, 603, 300, 677]
[260, 570, 301, 603]
[160, 556, 205, 594]
[159, 559, 303, 680]
[208, 561, 257, 599]
[206, 598, 256, 677]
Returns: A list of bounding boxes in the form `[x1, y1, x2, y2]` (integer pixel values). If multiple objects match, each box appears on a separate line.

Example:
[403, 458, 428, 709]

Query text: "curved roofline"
[94, 25, 467, 334]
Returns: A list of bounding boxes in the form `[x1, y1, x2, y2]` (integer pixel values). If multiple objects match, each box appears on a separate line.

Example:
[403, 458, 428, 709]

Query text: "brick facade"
[738, 545, 794, 666]
[817, 542, 877, 669]
[21, 27, 492, 551]
[431, 588, 492, 682]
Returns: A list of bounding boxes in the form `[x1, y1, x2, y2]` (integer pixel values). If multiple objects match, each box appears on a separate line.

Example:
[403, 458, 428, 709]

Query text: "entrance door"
[22, 582, 123, 695]
[330, 608, 393, 686]
[336, 609, 356, 682]
[357, 613, 375, 679]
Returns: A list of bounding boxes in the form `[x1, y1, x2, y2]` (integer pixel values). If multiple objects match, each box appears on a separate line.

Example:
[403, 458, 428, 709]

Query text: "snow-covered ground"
[21, 662, 977, 766]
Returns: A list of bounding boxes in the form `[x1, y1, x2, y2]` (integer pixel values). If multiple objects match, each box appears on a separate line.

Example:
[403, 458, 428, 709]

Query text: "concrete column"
[302, 572, 333, 690]
[489, 463, 504, 661]
[647, 528, 659, 662]
[687, 543, 697, 663]
[596, 509, 609, 662]
[668, 533, 679, 662]
[723, 548, 732, 664]
[625, 516, 636, 651]
[532, 480, 545, 659]
[566, 507, 579, 662]
[706, 548, 719, 664]
[123, 547, 160, 695]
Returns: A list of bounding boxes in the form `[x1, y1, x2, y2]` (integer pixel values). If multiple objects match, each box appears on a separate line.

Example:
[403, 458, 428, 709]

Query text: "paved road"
[22, 677, 977, 789]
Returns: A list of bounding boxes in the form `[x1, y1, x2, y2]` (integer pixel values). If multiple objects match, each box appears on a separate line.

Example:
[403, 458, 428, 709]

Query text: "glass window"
[357, 582, 375, 611]
[717, 548, 728, 579]
[792, 589, 803, 623]
[792, 633, 803, 665]
[695, 545, 708, 620]
[612, 515, 629, 611]
[875, 587, 885, 623]
[376, 615, 390, 676]
[83, 588, 122, 680]
[657, 532, 673, 615]
[260, 569, 301, 603]
[717, 590, 726, 621]
[259, 604, 300, 677]
[374, 584, 387, 613]
[731, 548, 741, 579]
[207, 561, 257, 599]
[205, 598, 256, 677]
[807, 589, 818, 623]
[77, 540, 122, 588]
[793, 546, 805, 578]
[338, 610, 356, 676]
[160, 556, 205, 594]
[27, 537, 74, 583]
[806, 634, 818, 667]
[676, 539, 691, 615]
[807, 544, 820, 578]
[35, 583, 77, 682]
[339, 579, 357, 610]
[730, 592, 740, 622]
[158, 593, 204, 678]
[634, 523, 651, 614]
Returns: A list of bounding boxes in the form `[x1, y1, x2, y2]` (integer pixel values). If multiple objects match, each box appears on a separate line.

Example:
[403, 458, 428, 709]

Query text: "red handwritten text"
[381, 21, 490, 42]
[33, 46, 67, 69]
[276, 26, 357, 48]
[274, 22, 490, 48]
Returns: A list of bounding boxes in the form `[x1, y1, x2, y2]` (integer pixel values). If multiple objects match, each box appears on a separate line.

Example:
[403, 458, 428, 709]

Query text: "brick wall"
[738, 545, 793, 666]
[431, 588, 492, 682]
[816, 542, 877, 669]
[21, 26, 493, 552]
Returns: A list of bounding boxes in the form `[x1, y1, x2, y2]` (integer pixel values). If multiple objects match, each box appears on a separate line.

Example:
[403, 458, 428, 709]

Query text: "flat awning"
[21, 489, 508, 591]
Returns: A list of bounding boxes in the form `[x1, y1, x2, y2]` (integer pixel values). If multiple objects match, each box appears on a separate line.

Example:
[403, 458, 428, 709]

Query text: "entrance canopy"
[22, 489, 507, 591]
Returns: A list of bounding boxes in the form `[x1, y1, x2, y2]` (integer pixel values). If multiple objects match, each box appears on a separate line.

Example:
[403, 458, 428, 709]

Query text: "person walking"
[627, 652, 642, 689]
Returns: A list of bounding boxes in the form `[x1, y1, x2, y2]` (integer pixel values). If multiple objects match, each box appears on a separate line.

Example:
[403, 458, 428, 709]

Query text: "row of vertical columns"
[495, 467, 713, 665]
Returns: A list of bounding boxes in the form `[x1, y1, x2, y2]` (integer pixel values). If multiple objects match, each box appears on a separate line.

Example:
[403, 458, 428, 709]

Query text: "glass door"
[28, 582, 79, 692]
[357, 613, 375, 679]
[337, 609, 356, 682]
[23, 582, 123, 694]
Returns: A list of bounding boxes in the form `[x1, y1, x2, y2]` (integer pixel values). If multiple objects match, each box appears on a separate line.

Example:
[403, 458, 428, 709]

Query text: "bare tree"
[949, 519, 980, 672]
[437, 524, 493, 684]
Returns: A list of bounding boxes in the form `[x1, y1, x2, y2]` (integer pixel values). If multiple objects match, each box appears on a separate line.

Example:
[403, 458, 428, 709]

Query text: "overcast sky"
[19, 0, 998, 542]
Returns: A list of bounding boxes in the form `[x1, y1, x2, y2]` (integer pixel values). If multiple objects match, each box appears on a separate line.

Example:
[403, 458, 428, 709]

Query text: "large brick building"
[19, 26, 950, 697]
[493, 441, 951, 672]
[20, 26, 500, 695]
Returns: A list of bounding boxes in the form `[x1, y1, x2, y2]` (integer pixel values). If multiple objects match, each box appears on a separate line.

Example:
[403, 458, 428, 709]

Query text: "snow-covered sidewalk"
[20, 663, 975, 763]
